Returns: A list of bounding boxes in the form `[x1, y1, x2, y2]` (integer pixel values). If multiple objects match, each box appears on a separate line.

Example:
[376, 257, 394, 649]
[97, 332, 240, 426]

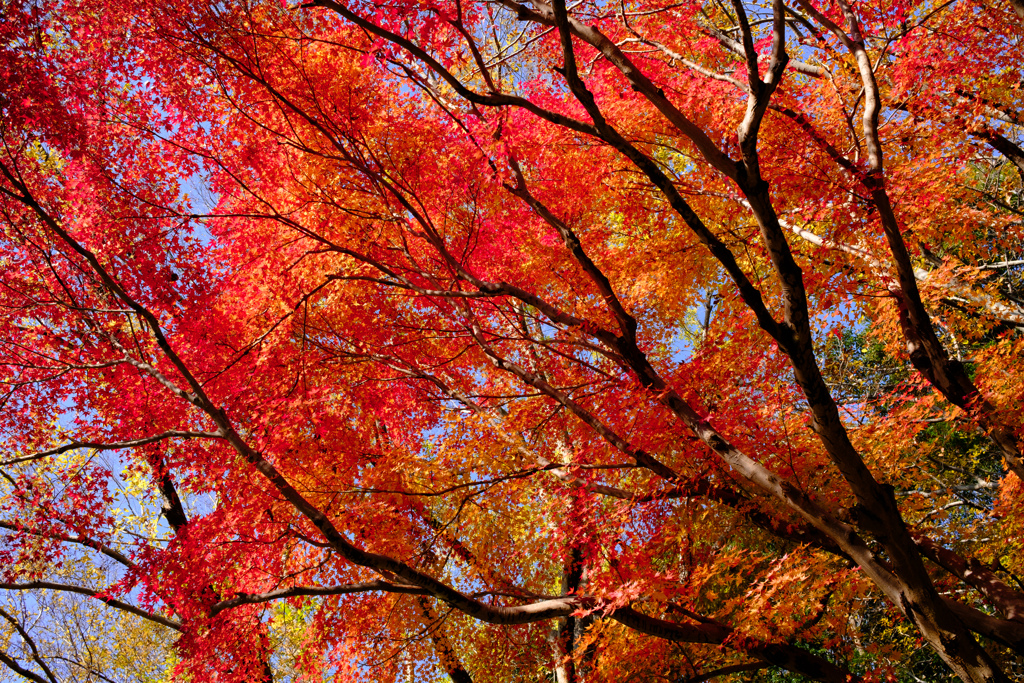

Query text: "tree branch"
[0, 582, 180, 631]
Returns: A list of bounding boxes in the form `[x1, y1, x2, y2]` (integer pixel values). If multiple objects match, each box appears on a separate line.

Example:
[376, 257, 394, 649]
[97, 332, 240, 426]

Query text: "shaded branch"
[0, 431, 223, 467]
[0, 607, 57, 683]
[914, 534, 1024, 623]
[0, 521, 135, 568]
[686, 661, 769, 682]
[211, 580, 428, 614]
[0, 582, 180, 631]
[0, 650, 52, 683]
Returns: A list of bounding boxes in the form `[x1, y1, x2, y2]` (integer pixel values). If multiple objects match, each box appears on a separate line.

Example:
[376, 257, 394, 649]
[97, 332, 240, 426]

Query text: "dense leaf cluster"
[0, 0, 1023, 681]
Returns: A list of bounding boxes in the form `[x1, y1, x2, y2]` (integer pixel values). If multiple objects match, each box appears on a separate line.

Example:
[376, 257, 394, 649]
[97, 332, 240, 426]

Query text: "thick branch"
[491, 0, 739, 178]
[914, 534, 1024, 623]
[974, 127, 1024, 177]
[0, 651, 52, 683]
[0, 607, 57, 683]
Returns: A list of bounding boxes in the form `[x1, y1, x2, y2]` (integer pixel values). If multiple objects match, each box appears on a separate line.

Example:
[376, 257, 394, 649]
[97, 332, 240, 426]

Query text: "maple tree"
[1, 0, 1024, 680]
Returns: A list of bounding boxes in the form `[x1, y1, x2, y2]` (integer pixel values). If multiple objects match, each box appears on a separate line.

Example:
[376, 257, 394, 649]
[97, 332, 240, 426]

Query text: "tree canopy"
[1, 0, 1023, 680]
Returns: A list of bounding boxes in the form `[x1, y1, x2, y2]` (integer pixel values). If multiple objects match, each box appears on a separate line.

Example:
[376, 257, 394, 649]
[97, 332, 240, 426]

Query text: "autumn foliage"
[1, 0, 1024, 680]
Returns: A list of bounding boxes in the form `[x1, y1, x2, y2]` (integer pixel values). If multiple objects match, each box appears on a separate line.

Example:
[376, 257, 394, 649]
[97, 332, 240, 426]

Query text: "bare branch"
[211, 580, 429, 614]
[0, 582, 181, 631]
[0, 607, 58, 683]
[0, 431, 223, 467]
